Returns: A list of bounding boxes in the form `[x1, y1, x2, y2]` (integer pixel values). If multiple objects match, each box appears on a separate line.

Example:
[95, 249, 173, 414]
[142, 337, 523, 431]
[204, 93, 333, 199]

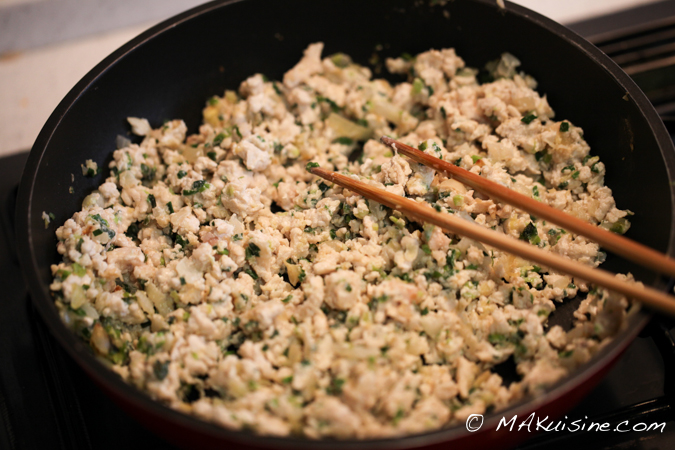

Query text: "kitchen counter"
[0, 0, 664, 157]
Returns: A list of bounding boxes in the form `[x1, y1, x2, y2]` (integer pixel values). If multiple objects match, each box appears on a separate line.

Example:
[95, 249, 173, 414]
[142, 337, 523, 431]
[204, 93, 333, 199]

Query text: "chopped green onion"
[245, 242, 261, 259]
[333, 137, 354, 145]
[213, 132, 226, 147]
[183, 180, 209, 196]
[521, 113, 537, 124]
[519, 222, 541, 245]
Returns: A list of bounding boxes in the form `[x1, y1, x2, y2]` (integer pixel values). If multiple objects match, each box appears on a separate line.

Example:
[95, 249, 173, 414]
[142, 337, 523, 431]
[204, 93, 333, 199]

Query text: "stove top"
[0, 152, 179, 449]
[4, 2, 675, 449]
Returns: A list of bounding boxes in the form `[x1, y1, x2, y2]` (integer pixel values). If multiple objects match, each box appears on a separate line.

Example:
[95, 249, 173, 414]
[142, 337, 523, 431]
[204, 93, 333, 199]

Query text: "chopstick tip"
[380, 135, 395, 147]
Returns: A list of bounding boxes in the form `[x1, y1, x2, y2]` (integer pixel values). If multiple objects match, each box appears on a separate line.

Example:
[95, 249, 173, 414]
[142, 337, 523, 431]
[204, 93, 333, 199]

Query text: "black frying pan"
[15, 0, 675, 448]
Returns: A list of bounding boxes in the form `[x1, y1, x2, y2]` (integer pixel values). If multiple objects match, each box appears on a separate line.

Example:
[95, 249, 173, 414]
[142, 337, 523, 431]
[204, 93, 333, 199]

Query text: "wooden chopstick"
[308, 165, 675, 316]
[380, 136, 675, 279]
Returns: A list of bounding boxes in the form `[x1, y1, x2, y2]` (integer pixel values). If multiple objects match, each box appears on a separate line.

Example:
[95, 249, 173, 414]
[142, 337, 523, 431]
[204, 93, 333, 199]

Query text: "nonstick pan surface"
[15, 0, 675, 448]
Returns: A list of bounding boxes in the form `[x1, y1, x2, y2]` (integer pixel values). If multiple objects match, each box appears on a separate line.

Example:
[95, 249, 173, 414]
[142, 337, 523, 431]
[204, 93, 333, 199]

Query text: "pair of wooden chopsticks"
[306, 136, 675, 316]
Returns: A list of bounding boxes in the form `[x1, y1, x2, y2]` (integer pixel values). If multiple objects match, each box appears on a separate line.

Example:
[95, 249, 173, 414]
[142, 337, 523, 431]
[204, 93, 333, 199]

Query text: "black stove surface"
[5, 2, 675, 449]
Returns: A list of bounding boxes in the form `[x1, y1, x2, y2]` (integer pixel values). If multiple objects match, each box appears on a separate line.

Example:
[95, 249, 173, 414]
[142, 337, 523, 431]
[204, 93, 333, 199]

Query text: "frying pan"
[14, 0, 675, 448]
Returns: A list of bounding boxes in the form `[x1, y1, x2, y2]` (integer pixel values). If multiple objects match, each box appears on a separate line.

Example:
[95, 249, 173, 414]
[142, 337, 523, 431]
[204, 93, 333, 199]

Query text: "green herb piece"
[306, 162, 320, 172]
[56, 269, 71, 281]
[167, 202, 174, 214]
[214, 246, 229, 256]
[72, 263, 86, 277]
[213, 132, 226, 147]
[446, 249, 459, 270]
[140, 163, 155, 181]
[519, 222, 541, 245]
[152, 360, 169, 380]
[609, 218, 630, 235]
[147, 194, 157, 208]
[560, 121, 570, 132]
[330, 52, 351, 68]
[488, 333, 507, 345]
[245, 242, 261, 259]
[183, 179, 209, 196]
[316, 95, 341, 112]
[393, 408, 405, 425]
[89, 214, 115, 239]
[333, 137, 354, 145]
[326, 378, 345, 395]
[177, 170, 187, 179]
[521, 113, 537, 124]
[535, 149, 553, 165]
[282, 295, 292, 303]
[115, 278, 137, 294]
[318, 182, 330, 193]
[412, 78, 424, 95]
[421, 244, 432, 255]
[244, 268, 258, 280]
[532, 185, 540, 197]
[173, 233, 189, 249]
